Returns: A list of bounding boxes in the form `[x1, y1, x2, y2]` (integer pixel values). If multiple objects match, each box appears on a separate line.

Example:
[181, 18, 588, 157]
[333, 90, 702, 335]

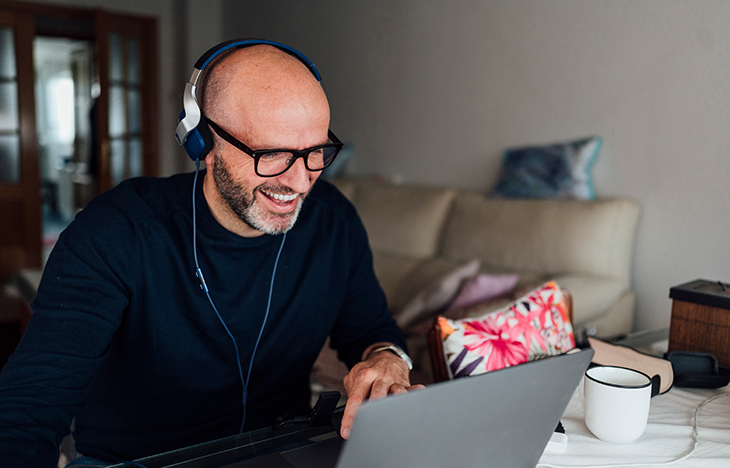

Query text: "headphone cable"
[191, 159, 286, 434]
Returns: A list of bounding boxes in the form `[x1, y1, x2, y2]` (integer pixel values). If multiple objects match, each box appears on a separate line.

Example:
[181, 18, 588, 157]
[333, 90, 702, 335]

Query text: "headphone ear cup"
[197, 120, 214, 159]
[179, 40, 321, 162]
[181, 119, 214, 161]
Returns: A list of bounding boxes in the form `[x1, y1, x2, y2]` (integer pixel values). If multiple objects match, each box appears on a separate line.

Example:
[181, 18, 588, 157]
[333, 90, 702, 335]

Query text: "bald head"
[200, 45, 330, 148]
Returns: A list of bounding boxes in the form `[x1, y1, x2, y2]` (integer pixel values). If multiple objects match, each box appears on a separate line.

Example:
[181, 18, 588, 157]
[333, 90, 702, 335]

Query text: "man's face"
[210, 147, 317, 235]
[202, 46, 331, 237]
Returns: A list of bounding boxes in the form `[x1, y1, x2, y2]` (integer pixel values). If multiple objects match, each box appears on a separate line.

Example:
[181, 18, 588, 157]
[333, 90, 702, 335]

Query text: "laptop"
[232, 348, 594, 468]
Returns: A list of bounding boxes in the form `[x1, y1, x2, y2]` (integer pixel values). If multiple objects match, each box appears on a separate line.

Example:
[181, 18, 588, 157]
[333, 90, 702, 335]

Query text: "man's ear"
[204, 146, 216, 167]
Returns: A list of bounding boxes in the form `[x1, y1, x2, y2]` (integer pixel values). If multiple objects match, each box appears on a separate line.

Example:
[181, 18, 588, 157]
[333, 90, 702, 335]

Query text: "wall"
[222, 0, 730, 332]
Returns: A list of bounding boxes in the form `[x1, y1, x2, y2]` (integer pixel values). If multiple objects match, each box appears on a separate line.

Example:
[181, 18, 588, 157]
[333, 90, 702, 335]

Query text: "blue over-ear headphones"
[175, 39, 322, 161]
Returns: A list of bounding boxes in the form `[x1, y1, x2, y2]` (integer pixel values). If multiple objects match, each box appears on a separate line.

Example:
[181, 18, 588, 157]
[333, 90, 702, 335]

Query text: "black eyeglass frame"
[206, 117, 343, 178]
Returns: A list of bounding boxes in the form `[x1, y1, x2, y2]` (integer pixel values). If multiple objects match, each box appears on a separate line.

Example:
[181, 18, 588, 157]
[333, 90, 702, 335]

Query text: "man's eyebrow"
[257, 137, 334, 152]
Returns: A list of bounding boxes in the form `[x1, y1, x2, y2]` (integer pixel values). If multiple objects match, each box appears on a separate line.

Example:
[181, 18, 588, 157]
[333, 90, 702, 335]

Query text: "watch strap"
[367, 344, 414, 371]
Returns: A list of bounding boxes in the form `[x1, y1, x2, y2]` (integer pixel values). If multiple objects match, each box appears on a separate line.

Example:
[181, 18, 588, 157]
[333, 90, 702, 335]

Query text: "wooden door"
[0, 10, 40, 283]
[0, 3, 158, 284]
[95, 10, 158, 193]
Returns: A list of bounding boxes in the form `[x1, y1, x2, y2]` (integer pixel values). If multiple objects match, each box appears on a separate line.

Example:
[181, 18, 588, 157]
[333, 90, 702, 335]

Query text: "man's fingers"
[340, 394, 363, 439]
[369, 379, 391, 400]
[388, 383, 408, 395]
[341, 384, 425, 439]
[340, 351, 421, 439]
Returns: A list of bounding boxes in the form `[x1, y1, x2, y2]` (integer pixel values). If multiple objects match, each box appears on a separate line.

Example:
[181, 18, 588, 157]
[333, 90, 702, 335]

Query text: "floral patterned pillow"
[438, 281, 575, 379]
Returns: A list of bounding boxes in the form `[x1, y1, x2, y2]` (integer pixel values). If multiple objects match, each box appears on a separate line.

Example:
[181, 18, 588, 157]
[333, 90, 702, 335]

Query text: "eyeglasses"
[206, 117, 343, 178]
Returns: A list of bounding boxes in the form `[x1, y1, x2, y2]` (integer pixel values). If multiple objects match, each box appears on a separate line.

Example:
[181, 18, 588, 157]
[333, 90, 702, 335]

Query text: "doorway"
[0, 3, 159, 282]
[34, 36, 95, 261]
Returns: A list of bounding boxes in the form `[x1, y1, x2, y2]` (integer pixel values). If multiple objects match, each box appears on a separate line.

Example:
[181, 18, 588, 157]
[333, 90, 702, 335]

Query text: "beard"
[211, 153, 305, 235]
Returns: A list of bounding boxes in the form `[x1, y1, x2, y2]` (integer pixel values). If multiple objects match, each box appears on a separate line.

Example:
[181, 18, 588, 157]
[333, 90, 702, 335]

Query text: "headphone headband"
[194, 39, 321, 80]
[175, 39, 321, 161]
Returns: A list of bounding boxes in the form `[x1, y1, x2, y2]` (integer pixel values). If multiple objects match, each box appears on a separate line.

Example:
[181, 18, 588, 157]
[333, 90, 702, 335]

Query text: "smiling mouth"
[259, 189, 299, 208]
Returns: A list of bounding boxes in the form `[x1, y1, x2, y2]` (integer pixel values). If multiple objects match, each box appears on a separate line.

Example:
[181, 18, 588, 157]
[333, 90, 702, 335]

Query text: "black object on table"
[108, 392, 344, 468]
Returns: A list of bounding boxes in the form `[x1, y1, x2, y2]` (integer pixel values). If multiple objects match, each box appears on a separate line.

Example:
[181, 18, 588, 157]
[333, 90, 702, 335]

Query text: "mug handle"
[651, 374, 661, 397]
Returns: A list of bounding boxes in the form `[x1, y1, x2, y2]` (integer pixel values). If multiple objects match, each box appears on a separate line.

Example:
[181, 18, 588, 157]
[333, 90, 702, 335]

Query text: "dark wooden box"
[668, 279, 730, 367]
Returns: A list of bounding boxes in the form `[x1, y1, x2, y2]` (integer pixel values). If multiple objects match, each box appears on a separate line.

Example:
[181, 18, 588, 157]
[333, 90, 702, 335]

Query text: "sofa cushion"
[440, 194, 640, 283]
[445, 273, 520, 313]
[373, 253, 476, 312]
[395, 259, 480, 330]
[550, 274, 626, 326]
[371, 252, 423, 311]
[352, 183, 456, 258]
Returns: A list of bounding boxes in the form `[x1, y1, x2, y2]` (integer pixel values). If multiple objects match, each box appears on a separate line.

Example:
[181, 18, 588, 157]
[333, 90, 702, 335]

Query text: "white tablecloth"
[537, 384, 730, 467]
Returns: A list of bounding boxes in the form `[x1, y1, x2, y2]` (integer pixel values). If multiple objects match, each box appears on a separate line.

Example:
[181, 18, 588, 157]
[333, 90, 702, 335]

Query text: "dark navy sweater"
[0, 172, 405, 466]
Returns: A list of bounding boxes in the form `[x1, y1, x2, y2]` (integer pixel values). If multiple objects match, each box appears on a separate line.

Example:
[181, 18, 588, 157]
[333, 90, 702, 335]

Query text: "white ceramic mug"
[580, 365, 652, 444]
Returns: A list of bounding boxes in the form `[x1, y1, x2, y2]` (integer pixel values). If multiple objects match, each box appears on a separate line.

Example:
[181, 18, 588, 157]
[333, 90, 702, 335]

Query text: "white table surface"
[537, 383, 730, 467]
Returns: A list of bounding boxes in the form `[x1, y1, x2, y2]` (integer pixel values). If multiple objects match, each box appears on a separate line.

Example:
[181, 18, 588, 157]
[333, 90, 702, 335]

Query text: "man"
[0, 43, 419, 466]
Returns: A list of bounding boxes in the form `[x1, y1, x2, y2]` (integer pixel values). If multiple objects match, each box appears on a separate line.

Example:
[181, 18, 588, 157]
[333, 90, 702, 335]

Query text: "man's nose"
[277, 156, 314, 193]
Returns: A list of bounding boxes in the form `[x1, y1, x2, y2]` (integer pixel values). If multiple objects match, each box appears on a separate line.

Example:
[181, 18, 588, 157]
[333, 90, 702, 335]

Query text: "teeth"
[263, 191, 297, 202]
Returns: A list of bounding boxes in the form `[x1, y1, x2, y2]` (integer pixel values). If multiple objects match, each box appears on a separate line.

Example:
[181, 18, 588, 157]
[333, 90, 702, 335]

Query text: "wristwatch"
[367, 344, 414, 371]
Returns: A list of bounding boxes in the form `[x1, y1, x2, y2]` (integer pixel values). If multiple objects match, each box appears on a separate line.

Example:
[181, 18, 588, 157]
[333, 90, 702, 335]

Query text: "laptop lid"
[335, 348, 594, 468]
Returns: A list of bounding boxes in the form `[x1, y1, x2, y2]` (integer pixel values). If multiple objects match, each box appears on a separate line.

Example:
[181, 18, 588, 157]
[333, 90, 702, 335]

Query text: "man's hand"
[340, 344, 425, 439]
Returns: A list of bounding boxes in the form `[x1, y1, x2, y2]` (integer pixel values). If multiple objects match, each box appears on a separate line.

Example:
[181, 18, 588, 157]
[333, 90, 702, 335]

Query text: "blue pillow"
[491, 136, 602, 200]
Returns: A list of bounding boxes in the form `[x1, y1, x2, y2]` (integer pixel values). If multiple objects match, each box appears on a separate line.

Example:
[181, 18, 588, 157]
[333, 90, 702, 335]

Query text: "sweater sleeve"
[0, 196, 134, 467]
[327, 202, 407, 369]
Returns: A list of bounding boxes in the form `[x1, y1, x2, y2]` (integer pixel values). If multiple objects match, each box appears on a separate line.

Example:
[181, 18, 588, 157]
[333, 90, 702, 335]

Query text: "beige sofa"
[313, 177, 641, 387]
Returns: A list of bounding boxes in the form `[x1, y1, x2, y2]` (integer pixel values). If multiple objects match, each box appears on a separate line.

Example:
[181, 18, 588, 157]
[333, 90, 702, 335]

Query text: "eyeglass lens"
[257, 147, 339, 176]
